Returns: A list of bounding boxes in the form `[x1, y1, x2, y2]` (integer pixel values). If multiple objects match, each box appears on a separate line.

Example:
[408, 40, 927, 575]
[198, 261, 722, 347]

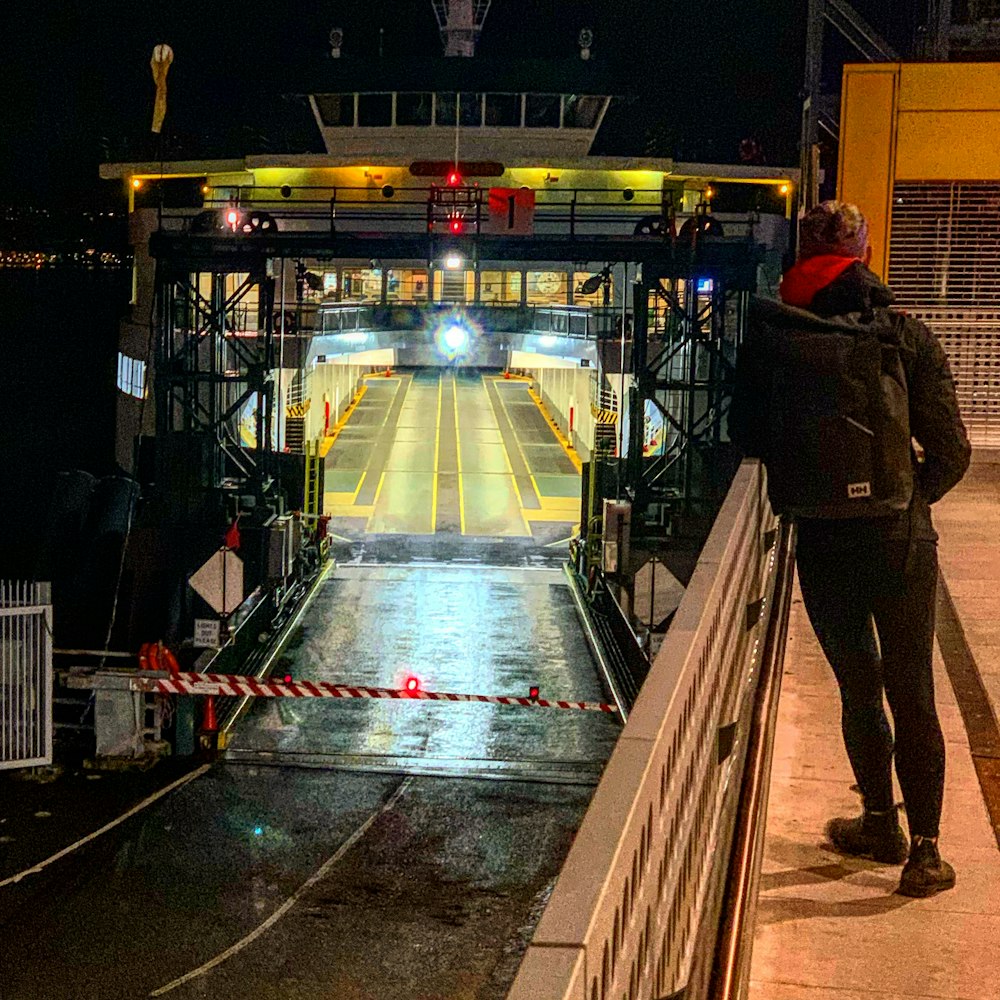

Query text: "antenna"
[431, 0, 492, 56]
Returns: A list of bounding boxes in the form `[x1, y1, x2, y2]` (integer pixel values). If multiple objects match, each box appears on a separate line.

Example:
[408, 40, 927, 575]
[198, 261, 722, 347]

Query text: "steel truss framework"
[151, 234, 758, 528]
[623, 255, 757, 537]
[155, 262, 275, 514]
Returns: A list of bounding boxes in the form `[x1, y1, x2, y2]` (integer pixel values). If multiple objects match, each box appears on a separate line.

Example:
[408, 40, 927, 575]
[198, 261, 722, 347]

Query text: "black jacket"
[730, 261, 971, 541]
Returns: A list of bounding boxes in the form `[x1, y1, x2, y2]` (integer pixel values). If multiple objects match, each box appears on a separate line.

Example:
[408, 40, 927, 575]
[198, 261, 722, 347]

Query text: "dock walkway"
[750, 464, 1000, 1000]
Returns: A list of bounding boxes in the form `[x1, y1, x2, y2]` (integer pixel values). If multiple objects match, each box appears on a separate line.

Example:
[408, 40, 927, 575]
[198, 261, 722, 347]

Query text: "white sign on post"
[193, 618, 221, 649]
[188, 549, 244, 616]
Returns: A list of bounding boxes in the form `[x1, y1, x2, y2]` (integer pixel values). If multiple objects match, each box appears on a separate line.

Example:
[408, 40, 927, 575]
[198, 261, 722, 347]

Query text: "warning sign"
[193, 618, 221, 649]
[188, 549, 243, 616]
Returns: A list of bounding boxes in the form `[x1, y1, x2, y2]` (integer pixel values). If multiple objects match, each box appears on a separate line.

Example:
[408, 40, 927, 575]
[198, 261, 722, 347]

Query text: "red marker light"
[449, 216, 463, 234]
[529, 686, 540, 701]
[447, 170, 462, 187]
[405, 676, 420, 693]
[283, 674, 293, 684]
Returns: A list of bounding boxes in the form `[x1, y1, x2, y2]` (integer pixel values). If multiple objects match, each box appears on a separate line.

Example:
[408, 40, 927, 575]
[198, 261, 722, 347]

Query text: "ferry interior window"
[485, 94, 521, 127]
[563, 94, 603, 129]
[574, 271, 613, 306]
[527, 270, 569, 304]
[480, 270, 522, 304]
[315, 93, 355, 127]
[387, 269, 429, 302]
[396, 93, 432, 126]
[357, 93, 393, 127]
[525, 94, 561, 128]
[341, 268, 382, 301]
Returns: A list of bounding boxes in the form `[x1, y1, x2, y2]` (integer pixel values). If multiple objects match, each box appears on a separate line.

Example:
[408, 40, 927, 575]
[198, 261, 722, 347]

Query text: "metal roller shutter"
[889, 181, 1000, 447]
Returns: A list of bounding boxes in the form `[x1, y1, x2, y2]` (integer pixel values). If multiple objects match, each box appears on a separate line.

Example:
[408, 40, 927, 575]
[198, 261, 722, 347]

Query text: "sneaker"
[897, 839, 956, 898]
[825, 811, 908, 864]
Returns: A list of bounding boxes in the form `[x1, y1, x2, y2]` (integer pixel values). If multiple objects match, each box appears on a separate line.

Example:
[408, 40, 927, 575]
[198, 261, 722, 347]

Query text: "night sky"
[1, 1, 924, 209]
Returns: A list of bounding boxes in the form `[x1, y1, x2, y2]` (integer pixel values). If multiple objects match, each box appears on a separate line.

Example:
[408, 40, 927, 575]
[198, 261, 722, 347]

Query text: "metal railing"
[708, 519, 796, 1000]
[1, 582, 54, 770]
[153, 185, 752, 243]
[507, 461, 786, 1000]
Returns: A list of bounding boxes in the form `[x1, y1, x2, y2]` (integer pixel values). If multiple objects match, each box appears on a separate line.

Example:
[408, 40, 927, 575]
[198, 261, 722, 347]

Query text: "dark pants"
[795, 527, 945, 838]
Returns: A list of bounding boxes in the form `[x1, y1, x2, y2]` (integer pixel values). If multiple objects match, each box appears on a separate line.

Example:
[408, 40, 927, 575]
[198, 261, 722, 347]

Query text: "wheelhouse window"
[357, 93, 393, 126]
[484, 94, 521, 127]
[525, 94, 561, 128]
[396, 92, 432, 126]
[435, 93, 483, 126]
[315, 93, 355, 127]
[563, 94, 603, 129]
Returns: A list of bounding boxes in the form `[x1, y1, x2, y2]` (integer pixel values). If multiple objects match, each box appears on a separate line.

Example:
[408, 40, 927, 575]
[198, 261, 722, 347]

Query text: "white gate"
[0, 582, 53, 770]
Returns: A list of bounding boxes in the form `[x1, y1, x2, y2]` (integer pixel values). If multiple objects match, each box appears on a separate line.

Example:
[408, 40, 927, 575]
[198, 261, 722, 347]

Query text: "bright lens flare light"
[433, 311, 482, 360]
[444, 324, 468, 352]
[444, 254, 462, 269]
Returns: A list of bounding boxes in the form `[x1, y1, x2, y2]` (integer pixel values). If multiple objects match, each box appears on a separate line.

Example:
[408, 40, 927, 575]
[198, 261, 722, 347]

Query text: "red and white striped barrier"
[144, 670, 619, 714]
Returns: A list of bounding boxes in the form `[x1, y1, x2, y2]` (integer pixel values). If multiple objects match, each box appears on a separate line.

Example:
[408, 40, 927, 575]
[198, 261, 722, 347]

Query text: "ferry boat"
[94, 3, 796, 653]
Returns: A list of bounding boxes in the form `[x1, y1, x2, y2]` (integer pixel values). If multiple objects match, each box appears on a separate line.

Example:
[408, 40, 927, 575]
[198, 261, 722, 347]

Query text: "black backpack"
[743, 298, 913, 519]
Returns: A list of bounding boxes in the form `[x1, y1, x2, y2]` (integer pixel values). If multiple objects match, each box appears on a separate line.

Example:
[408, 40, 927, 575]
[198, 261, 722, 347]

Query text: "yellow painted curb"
[527, 387, 584, 474]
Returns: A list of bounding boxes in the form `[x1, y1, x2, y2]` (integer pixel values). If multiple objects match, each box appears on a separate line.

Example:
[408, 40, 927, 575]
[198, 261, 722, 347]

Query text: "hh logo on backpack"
[741, 299, 913, 520]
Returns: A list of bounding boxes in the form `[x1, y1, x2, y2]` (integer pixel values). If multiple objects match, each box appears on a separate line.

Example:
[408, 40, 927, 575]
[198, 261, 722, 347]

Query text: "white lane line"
[149, 777, 413, 996]
[0, 764, 211, 890]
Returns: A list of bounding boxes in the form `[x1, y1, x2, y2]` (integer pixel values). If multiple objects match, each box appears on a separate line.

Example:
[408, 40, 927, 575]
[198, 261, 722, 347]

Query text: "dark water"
[0, 268, 130, 576]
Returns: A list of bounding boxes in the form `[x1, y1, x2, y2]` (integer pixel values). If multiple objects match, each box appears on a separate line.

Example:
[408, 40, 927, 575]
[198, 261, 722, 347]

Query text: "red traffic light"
[449, 216, 463, 234]
[447, 170, 462, 187]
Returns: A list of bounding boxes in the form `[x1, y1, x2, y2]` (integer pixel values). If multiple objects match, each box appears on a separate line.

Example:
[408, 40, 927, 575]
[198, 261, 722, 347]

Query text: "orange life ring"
[159, 644, 181, 677]
[138, 641, 180, 677]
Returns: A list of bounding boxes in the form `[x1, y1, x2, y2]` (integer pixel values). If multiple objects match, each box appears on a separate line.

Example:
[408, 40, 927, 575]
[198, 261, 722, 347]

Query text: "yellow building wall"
[838, 61, 1000, 280]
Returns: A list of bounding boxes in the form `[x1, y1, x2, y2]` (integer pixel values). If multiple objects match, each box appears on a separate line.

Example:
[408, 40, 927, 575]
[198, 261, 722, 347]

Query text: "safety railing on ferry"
[507, 461, 793, 1000]
[153, 185, 714, 241]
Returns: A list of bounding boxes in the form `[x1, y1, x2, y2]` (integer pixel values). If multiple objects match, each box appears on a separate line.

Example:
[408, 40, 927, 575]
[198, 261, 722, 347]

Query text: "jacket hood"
[779, 254, 860, 307]
[778, 256, 895, 317]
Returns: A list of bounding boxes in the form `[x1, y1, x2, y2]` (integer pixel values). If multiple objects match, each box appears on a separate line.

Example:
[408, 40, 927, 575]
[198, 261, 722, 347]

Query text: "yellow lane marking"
[454, 375, 465, 535]
[364, 472, 387, 532]
[527, 386, 584, 474]
[319, 384, 367, 458]
[491, 376, 541, 506]
[482, 374, 531, 534]
[363, 375, 411, 532]
[326, 504, 375, 518]
[352, 471, 367, 503]
[521, 509, 582, 523]
[538, 496, 580, 512]
[432, 373, 442, 530]
[324, 491, 358, 506]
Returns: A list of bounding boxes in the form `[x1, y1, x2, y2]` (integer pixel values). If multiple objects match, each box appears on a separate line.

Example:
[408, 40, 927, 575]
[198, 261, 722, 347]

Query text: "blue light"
[696, 277, 713, 293]
[253, 825, 264, 837]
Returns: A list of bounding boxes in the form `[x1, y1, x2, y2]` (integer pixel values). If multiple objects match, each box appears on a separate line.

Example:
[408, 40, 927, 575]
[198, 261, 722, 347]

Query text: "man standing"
[730, 201, 971, 897]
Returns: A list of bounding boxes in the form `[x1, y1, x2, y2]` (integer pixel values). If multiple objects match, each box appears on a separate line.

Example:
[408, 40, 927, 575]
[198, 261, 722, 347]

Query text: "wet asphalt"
[0, 368, 615, 999]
